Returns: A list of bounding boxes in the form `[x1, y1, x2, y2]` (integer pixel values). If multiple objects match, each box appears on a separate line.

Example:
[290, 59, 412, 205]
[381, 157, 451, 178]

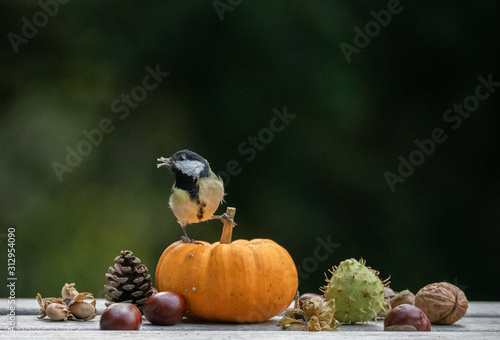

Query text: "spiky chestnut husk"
[322, 258, 389, 323]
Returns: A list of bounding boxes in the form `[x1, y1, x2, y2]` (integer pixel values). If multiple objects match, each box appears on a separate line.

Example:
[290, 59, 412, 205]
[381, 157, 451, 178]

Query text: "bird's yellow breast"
[169, 172, 224, 226]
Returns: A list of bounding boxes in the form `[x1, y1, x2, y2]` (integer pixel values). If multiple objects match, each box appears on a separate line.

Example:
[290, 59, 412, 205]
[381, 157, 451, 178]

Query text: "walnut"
[415, 282, 468, 325]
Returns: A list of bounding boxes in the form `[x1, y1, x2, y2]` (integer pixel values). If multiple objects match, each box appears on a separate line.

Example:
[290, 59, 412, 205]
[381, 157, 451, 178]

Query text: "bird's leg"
[210, 213, 237, 226]
[180, 226, 191, 243]
[180, 225, 202, 245]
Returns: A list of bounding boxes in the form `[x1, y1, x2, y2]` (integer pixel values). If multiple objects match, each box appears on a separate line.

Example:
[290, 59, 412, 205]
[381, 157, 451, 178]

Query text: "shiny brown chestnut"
[143, 291, 186, 326]
[100, 303, 142, 330]
[384, 304, 431, 331]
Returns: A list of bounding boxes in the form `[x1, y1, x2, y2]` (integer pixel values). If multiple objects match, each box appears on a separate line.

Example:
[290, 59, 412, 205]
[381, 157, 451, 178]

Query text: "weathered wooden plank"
[1, 315, 499, 332]
[1, 300, 499, 339]
[2, 299, 499, 317]
[464, 302, 500, 317]
[0, 330, 500, 340]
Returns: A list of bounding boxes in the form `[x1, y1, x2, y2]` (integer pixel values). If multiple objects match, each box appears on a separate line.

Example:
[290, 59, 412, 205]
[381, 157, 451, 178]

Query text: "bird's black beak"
[157, 157, 174, 169]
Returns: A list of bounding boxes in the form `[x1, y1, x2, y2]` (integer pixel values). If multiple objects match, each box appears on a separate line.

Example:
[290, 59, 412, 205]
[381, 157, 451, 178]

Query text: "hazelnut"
[391, 289, 415, 309]
[70, 301, 97, 320]
[415, 282, 468, 325]
[298, 293, 325, 310]
[384, 304, 431, 331]
[46, 303, 70, 321]
[384, 287, 396, 299]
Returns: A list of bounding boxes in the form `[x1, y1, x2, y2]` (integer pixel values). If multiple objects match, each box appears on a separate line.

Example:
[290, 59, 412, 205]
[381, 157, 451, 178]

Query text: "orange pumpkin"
[155, 209, 298, 323]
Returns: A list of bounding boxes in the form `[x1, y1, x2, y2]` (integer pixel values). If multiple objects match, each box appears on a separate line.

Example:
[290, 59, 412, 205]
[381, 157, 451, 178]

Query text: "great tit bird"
[157, 149, 229, 243]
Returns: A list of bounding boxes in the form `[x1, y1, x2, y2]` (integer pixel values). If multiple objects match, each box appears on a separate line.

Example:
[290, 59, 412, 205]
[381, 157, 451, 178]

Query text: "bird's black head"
[157, 149, 210, 178]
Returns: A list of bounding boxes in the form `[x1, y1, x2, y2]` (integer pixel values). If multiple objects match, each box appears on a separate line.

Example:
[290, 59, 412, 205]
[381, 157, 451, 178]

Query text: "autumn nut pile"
[37, 283, 97, 321]
[415, 282, 469, 325]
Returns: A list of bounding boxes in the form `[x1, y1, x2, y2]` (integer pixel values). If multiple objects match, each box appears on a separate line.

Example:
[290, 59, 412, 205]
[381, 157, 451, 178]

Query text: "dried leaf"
[61, 283, 78, 301]
[277, 315, 303, 327]
[302, 297, 322, 321]
[318, 298, 336, 325]
[283, 307, 304, 320]
[307, 316, 321, 331]
[320, 320, 333, 331]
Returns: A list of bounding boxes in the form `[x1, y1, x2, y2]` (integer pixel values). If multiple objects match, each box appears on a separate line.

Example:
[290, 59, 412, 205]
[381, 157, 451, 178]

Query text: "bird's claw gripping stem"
[210, 213, 237, 226]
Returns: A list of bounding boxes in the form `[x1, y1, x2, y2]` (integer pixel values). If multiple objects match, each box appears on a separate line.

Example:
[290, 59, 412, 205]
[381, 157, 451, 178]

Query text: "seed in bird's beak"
[157, 157, 174, 169]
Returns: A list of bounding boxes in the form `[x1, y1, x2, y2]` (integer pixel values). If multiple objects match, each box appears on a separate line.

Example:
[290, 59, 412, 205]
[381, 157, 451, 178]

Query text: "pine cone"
[104, 250, 153, 312]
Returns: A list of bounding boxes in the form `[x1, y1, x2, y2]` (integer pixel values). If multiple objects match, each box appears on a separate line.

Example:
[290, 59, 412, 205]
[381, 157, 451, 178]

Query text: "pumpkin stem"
[219, 207, 236, 244]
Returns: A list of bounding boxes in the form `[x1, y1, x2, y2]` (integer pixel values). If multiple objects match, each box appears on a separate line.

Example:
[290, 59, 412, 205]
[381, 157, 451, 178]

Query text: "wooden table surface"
[1, 299, 499, 339]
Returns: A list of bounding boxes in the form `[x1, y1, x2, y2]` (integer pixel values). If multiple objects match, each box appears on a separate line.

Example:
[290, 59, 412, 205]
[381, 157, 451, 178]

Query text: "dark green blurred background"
[1, 1, 499, 301]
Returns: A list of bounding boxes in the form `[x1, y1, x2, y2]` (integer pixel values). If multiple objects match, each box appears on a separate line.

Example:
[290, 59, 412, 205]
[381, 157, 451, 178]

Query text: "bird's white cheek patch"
[175, 160, 205, 177]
